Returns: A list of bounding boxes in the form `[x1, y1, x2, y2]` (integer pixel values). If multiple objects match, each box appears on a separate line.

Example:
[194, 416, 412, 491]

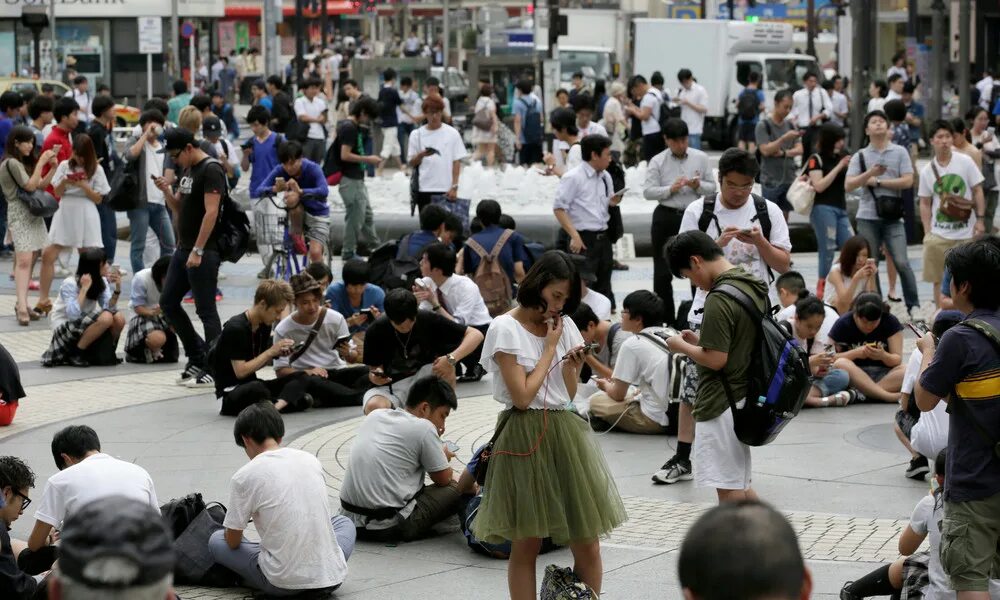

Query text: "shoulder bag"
[858, 152, 905, 221]
[931, 162, 975, 222]
[787, 154, 821, 216]
[288, 307, 327, 363]
[4, 160, 59, 218]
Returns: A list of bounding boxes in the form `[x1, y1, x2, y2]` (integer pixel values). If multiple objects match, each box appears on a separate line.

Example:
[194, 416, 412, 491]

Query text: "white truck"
[632, 19, 821, 149]
[538, 8, 634, 86]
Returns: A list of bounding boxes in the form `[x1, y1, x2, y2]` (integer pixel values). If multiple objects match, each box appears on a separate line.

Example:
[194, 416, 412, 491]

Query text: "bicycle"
[259, 193, 308, 282]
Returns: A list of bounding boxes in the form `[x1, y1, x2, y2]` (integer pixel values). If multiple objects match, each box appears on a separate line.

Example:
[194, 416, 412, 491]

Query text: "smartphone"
[359, 308, 374, 317]
[52, 144, 62, 154]
[274, 176, 285, 187]
[739, 227, 754, 235]
[444, 440, 459, 453]
[824, 344, 836, 358]
[613, 187, 629, 196]
[535, 167, 549, 175]
[584, 342, 601, 355]
[425, 147, 439, 155]
[866, 258, 876, 268]
[150, 174, 158, 181]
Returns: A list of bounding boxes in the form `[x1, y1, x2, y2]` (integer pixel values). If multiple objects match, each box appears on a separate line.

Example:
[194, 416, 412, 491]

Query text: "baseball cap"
[202, 116, 223, 138]
[58, 496, 175, 589]
[569, 253, 597, 283]
[157, 128, 195, 154]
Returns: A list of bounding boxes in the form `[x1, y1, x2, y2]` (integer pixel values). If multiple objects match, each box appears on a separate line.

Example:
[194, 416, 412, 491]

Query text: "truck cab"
[722, 53, 820, 145]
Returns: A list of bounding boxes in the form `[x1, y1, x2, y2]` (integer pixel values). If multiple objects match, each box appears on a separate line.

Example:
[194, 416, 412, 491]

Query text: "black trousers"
[641, 133, 666, 163]
[651, 205, 687, 326]
[557, 229, 614, 308]
[308, 365, 372, 408]
[220, 371, 347, 416]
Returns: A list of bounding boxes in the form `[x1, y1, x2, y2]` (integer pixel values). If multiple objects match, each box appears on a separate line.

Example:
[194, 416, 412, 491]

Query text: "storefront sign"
[2, 0, 225, 18]
[138, 17, 162, 54]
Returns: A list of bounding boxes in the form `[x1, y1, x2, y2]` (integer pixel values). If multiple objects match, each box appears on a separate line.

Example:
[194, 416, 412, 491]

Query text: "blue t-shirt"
[253, 158, 329, 216]
[325, 282, 386, 333]
[906, 101, 925, 141]
[512, 95, 541, 144]
[260, 96, 274, 112]
[378, 86, 402, 127]
[0, 116, 12, 160]
[462, 226, 527, 284]
[247, 132, 282, 199]
[398, 230, 441, 260]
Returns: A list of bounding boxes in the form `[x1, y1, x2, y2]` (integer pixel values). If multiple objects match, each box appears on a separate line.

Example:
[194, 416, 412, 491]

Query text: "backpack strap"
[953, 319, 1000, 459]
[637, 331, 671, 354]
[465, 237, 488, 259]
[490, 229, 515, 260]
[396, 233, 413, 261]
[607, 322, 621, 354]
[750, 193, 775, 283]
[710, 283, 766, 322]
[696, 195, 720, 234]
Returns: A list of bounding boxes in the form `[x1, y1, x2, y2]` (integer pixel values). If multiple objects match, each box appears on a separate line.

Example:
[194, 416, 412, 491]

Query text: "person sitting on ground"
[398, 203, 462, 260]
[272, 273, 370, 407]
[413, 243, 491, 383]
[825, 235, 878, 314]
[252, 140, 330, 263]
[124, 255, 178, 365]
[0, 456, 48, 599]
[774, 271, 853, 408]
[209, 402, 353, 596]
[589, 290, 672, 434]
[829, 292, 905, 403]
[362, 289, 484, 414]
[213, 279, 322, 416]
[571, 255, 612, 321]
[27, 425, 159, 554]
[49, 495, 177, 600]
[679, 500, 812, 600]
[41, 249, 124, 368]
[339, 375, 461, 542]
[0, 343, 24, 427]
[893, 310, 963, 481]
[571, 303, 631, 382]
[326, 260, 385, 335]
[305, 261, 332, 290]
[458, 199, 527, 285]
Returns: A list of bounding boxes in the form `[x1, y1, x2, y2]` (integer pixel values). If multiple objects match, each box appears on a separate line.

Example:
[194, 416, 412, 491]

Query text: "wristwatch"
[446, 353, 458, 366]
[193, 246, 205, 257]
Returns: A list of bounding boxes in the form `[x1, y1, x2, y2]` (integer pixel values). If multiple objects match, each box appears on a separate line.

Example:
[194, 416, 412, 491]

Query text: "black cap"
[202, 116, 222, 137]
[157, 128, 195, 153]
[569, 254, 597, 283]
[58, 496, 175, 589]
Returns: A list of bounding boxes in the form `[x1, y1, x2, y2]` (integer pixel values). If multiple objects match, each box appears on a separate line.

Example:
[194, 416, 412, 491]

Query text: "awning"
[224, 1, 354, 18]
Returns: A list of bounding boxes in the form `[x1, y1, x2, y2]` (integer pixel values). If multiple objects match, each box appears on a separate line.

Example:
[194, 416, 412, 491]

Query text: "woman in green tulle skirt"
[471, 252, 627, 599]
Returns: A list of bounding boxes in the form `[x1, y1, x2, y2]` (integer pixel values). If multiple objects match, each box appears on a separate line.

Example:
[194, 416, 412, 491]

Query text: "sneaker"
[175, 364, 201, 385]
[840, 582, 861, 600]
[851, 389, 867, 404]
[301, 393, 314, 410]
[906, 455, 930, 480]
[257, 267, 269, 279]
[185, 369, 215, 389]
[651, 455, 693, 485]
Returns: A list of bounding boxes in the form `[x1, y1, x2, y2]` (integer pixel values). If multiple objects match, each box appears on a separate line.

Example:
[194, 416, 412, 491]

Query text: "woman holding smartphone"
[824, 235, 878, 314]
[472, 251, 627, 599]
[828, 292, 905, 403]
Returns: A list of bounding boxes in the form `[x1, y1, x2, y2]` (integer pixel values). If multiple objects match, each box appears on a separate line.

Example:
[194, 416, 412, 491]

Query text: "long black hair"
[3, 125, 38, 172]
[76, 248, 107, 301]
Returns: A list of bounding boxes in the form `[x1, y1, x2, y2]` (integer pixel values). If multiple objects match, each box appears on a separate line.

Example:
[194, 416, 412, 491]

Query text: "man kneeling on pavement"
[339, 375, 462, 541]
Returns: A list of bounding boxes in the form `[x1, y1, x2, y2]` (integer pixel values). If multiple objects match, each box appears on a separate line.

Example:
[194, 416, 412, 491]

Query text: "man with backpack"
[652, 149, 791, 487]
[736, 72, 765, 154]
[461, 199, 527, 287]
[625, 74, 667, 162]
[513, 79, 544, 166]
[664, 230, 772, 502]
[915, 236, 1000, 600]
[590, 290, 673, 434]
[413, 243, 491, 383]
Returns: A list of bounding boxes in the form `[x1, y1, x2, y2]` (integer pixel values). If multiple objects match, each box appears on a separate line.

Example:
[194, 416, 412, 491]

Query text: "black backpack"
[697, 193, 774, 282]
[106, 157, 140, 211]
[205, 159, 251, 263]
[367, 234, 425, 291]
[737, 88, 761, 121]
[707, 283, 810, 446]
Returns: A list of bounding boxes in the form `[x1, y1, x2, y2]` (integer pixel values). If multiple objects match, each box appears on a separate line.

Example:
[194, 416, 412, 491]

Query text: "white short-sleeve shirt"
[294, 95, 328, 140]
[407, 124, 468, 193]
[272, 309, 352, 371]
[678, 82, 709, 136]
[611, 327, 673, 426]
[918, 152, 985, 240]
[640, 89, 663, 136]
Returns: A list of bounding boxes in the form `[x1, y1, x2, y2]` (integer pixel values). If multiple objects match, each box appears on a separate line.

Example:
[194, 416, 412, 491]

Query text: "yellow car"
[0, 78, 140, 127]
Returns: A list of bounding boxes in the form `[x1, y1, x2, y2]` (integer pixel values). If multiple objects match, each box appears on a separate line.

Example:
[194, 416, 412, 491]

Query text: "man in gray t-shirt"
[844, 110, 918, 312]
[755, 90, 803, 218]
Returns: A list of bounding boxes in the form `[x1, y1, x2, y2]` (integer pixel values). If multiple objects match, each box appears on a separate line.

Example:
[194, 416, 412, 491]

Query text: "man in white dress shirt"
[790, 71, 830, 159]
[65, 75, 92, 127]
[676, 69, 709, 150]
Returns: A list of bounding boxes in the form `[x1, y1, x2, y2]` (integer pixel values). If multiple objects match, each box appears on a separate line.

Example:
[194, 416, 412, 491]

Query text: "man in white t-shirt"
[543, 107, 582, 177]
[65, 75, 92, 124]
[919, 119, 986, 306]
[407, 95, 467, 211]
[293, 77, 328, 164]
[590, 290, 672, 434]
[339, 375, 461, 541]
[273, 273, 371, 407]
[625, 74, 666, 162]
[27, 426, 159, 553]
[977, 70, 995, 110]
[652, 148, 791, 486]
[209, 402, 353, 595]
[398, 76, 421, 163]
[676, 69, 709, 150]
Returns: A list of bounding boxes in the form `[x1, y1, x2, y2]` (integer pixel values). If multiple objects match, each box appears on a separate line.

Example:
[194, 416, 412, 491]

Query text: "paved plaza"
[0, 241, 940, 599]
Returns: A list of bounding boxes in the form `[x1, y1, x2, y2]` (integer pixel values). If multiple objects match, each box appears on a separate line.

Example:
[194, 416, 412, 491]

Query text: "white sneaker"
[175, 364, 200, 385]
[185, 369, 215, 389]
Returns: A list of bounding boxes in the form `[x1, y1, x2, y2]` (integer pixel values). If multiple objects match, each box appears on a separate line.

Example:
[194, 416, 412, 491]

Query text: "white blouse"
[480, 313, 584, 410]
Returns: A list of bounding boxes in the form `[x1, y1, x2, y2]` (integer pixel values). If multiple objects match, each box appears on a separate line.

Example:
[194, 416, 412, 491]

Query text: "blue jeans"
[208, 515, 355, 596]
[398, 122, 415, 163]
[856, 218, 920, 310]
[809, 204, 854, 279]
[127, 204, 176, 274]
[96, 201, 118, 263]
[160, 248, 221, 368]
[688, 134, 702, 150]
[814, 368, 850, 397]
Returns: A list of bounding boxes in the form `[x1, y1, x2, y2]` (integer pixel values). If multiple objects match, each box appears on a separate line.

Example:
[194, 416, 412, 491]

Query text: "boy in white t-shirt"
[918, 119, 986, 306]
[293, 77, 328, 164]
[209, 402, 353, 595]
[590, 291, 672, 434]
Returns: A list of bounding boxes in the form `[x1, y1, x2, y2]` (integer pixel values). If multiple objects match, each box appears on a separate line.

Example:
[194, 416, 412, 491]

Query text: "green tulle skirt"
[471, 409, 628, 546]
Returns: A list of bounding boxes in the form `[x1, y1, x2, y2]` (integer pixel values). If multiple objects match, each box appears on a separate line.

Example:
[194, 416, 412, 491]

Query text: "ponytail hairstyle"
[933, 449, 947, 509]
[852, 292, 887, 321]
[793, 289, 826, 321]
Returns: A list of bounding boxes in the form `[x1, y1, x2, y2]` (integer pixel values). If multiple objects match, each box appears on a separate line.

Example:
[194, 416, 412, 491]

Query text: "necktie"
[808, 90, 813, 120]
[436, 288, 449, 313]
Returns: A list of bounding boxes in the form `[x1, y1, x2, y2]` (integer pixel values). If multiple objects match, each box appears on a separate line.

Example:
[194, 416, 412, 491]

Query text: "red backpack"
[466, 230, 515, 317]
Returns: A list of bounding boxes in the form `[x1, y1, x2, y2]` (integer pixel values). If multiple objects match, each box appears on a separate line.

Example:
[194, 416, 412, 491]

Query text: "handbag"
[106, 158, 140, 211]
[173, 501, 238, 587]
[931, 162, 975, 222]
[472, 105, 494, 131]
[4, 161, 59, 218]
[472, 410, 514, 486]
[431, 194, 471, 234]
[160, 492, 206, 540]
[540, 564, 599, 599]
[858, 153, 905, 221]
[788, 154, 820, 216]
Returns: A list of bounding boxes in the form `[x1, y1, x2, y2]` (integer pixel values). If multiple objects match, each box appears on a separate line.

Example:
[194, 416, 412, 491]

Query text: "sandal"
[14, 305, 30, 327]
[32, 298, 53, 318]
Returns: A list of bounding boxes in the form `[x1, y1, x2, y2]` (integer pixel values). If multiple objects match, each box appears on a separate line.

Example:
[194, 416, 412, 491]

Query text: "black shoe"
[840, 582, 861, 600]
[457, 364, 487, 383]
[906, 455, 930, 480]
[300, 393, 315, 411]
[66, 354, 88, 368]
[612, 260, 630, 271]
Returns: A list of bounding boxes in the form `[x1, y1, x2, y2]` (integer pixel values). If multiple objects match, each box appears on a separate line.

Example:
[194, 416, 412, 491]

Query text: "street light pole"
[442, 0, 450, 69]
[171, 0, 179, 80]
[849, 0, 867, 149]
[807, 0, 817, 59]
[930, 0, 946, 120]
[958, 0, 971, 116]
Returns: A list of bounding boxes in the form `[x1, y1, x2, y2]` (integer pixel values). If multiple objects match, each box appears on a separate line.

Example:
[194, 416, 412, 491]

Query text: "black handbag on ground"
[4, 160, 59, 218]
[173, 502, 238, 587]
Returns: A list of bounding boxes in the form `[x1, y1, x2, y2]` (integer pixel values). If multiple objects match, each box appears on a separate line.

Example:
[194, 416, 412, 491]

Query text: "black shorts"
[738, 122, 757, 142]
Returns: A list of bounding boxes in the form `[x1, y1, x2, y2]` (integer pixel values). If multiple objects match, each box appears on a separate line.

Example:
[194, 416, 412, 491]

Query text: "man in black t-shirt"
[154, 128, 226, 388]
[362, 289, 484, 414]
[376, 68, 407, 173]
[335, 97, 382, 260]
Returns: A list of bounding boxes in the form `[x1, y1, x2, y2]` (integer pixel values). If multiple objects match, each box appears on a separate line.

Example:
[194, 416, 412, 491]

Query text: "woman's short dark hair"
[76, 247, 107, 301]
[139, 109, 166, 127]
[838, 235, 871, 278]
[234, 401, 285, 447]
[550, 108, 578, 135]
[794, 290, 826, 321]
[853, 292, 887, 321]
[476, 199, 502, 227]
[151, 255, 171, 292]
[405, 376, 458, 411]
[580, 134, 611, 161]
[278, 140, 303, 163]
[717, 148, 760, 180]
[384, 288, 419, 323]
[246, 105, 270, 126]
[3, 125, 38, 172]
[816, 123, 846, 157]
[622, 290, 665, 327]
[665, 231, 724, 278]
[342, 259, 370, 286]
[516, 251, 582, 315]
[662, 118, 689, 141]
[51, 425, 101, 470]
[423, 242, 456, 277]
[352, 97, 378, 119]
[945, 235, 1000, 310]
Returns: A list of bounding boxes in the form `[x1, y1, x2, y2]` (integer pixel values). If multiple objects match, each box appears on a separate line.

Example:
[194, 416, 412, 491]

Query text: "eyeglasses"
[723, 179, 755, 192]
[12, 490, 31, 511]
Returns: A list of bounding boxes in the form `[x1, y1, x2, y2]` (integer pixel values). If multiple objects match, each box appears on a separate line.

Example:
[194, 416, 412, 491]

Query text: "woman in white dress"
[37, 133, 110, 316]
[470, 84, 499, 167]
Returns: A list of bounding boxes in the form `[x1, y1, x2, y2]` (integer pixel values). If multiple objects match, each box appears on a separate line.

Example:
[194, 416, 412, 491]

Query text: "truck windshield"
[560, 51, 612, 82]
[765, 58, 821, 91]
